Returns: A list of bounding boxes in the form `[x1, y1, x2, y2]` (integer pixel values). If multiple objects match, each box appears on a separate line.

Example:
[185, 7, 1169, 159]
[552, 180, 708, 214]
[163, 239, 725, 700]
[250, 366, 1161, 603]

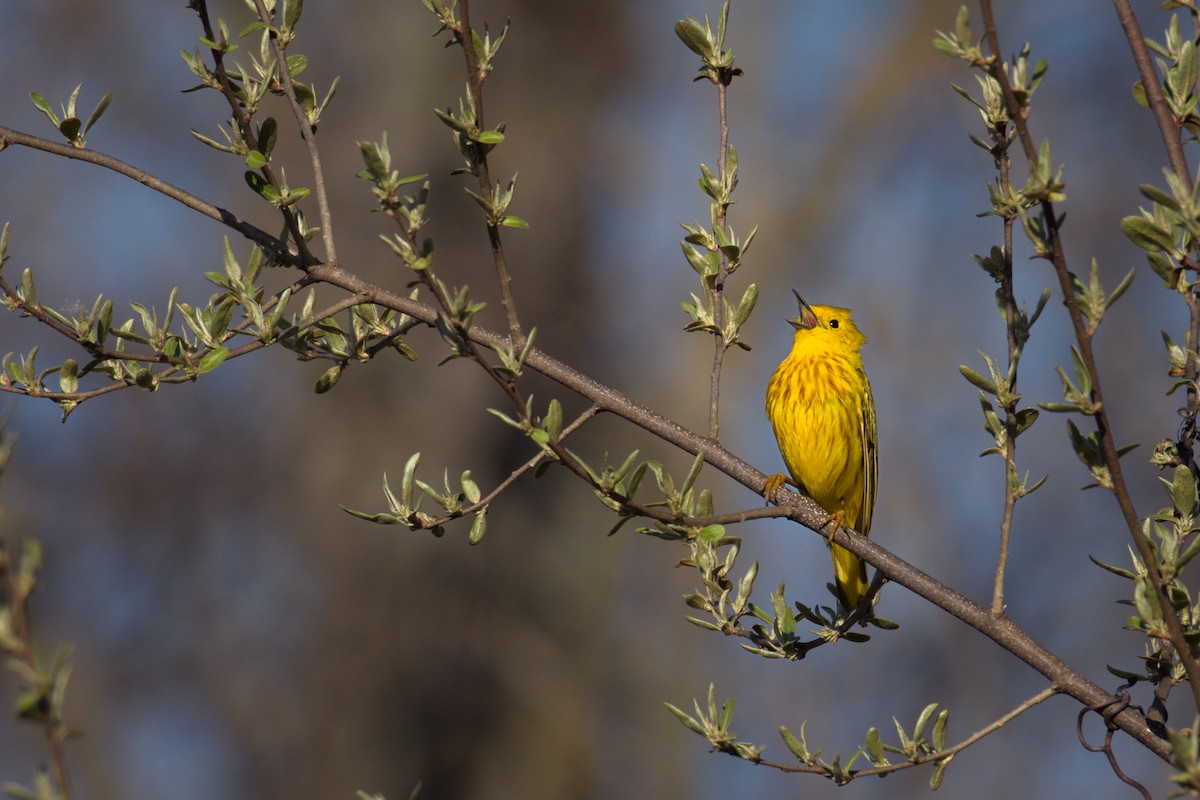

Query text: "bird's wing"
[859, 373, 878, 537]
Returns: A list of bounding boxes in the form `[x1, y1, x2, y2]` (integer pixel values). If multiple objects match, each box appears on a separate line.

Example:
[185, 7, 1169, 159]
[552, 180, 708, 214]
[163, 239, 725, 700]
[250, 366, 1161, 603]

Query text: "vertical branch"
[707, 78, 731, 438]
[979, 0, 1200, 712]
[993, 122, 1019, 616]
[456, 0, 524, 344]
[675, 1, 743, 441]
[252, 0, 337, 264]
[189, 0, 316, 266]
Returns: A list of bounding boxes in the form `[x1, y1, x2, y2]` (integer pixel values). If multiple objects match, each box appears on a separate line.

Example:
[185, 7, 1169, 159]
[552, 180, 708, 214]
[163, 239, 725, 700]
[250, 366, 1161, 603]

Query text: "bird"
[764, 291, 877, 612]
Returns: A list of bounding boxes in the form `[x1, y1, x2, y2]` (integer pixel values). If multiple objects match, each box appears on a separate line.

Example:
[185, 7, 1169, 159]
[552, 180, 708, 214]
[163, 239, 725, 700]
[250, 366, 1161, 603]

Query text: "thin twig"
[251, 0, 337, 263]
[992, 110, 1018, 617]
[707, 73, 731, 439]
[190, 0, 316, 266]
[749, 685, 1058, 778]
[415, 405, 600, 529]
[454, 0, 523, 344]
[0, 125, 295, 263]
[1077, 683, 1153, 800]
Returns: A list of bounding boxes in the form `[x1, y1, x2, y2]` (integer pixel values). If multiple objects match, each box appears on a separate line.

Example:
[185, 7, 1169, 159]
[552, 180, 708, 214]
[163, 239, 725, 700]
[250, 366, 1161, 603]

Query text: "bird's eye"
[829, 319, 839, 329]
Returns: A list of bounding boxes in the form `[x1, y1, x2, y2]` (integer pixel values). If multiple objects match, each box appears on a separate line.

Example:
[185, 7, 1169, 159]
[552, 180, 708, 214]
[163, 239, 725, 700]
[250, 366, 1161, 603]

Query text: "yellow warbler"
[764, 292, 877, 610]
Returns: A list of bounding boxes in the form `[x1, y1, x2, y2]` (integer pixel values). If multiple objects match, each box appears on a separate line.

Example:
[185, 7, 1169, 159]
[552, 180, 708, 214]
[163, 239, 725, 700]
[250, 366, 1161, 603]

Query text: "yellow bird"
[764, 291, 877, 611]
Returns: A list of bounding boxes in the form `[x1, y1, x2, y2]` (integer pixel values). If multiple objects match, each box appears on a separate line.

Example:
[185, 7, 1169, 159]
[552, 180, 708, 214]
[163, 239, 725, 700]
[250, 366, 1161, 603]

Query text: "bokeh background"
[0, 1, 1190, 797]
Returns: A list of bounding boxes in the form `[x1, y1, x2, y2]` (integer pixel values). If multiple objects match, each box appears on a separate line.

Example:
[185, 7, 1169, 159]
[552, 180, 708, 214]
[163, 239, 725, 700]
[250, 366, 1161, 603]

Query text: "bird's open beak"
[788, 289, 819, 330]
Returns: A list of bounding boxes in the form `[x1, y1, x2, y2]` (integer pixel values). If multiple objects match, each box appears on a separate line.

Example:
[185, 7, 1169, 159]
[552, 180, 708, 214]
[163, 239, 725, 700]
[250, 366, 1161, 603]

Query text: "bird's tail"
[830, 542, 869, 611]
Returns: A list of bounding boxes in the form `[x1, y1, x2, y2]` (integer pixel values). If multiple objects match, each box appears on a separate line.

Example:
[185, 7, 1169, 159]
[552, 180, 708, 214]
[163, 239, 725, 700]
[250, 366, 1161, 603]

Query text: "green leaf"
[84, 91, 112, 134]
[1121, 214, 1176, 253]
[314, 363, 344, 393]
[675, 17, 711, 58]
[245, 171, 280, 203]
[283, 0, 304, 30]
[959, 364, 998, 395]
[469, 508, 487, 544]
[29, 91, 55, 122]
[197, 347, 230, 373]
[58, 359, 78, 393]
[1171, 463, 1197, 516]
[664, 702, 707, 735]
[930, 756, 952, 790]
[780, 723, 815, 762]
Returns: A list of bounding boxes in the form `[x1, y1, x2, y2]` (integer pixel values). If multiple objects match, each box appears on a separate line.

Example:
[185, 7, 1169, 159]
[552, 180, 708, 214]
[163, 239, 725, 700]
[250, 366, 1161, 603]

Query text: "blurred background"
[0, 1, 1190, 797]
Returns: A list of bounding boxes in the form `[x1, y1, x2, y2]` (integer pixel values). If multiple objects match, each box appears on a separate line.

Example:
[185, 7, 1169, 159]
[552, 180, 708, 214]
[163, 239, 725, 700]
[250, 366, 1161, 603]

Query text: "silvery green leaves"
[183, 9, 337, 127]
[1068, 259, 1134, 335]
[1122, 167, 1200, 295]
[487, 397, 565, 455]
[681, 539, 756, 634]
[341, 452, 487, 543]
[937, 10, 1045, 107]
[1093, 474, 1200, 651]
[419, 0, 461, 42]
[664, 684, 764, 763]
[434, 92, 507, 178]
[489, 328, 536, 381]
[681, 283, 757, 351]
[667, 688, 953, 790]
[1136, 15, 1200, 136]
[1169, 716, 1200, 794]
[679, 148, 758, 349]
[1059, 419, 1137, 491]
[28, 85, 111, 149]
[958, 284, 1049, 495]
[932, 6, 982, 62]
[865, 705, 953, 790]
[674, 1, 740, 86]
[245, 166, 309, 208]
[464, 175, 528, 230]
[358, 134, 430, 229]
[469, 20, 510, 79]
[430, 94, 523, 225]
[1090, 457, 1200, 659]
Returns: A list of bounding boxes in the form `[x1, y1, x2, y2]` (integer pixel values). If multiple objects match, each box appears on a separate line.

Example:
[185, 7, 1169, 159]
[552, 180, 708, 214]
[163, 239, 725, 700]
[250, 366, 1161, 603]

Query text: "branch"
[0, 120, 1171, 762]
[706, 58, 731, 439]
[1111, 0, 1192, 189]
[978, 0, 1200, 715]
[252, 0, 338, 263]
[751, 685, 1057, 779]
[451, 0, 523, 343]
[1111, 0, 1200, 445]
[190, 0, 317, 266]
[993, 108, 1018, 617]
[0, 125, 295, 263]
